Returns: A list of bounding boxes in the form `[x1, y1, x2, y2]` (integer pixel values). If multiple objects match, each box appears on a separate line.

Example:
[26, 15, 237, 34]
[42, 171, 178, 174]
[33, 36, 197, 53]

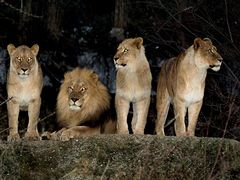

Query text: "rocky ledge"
[0, 135, 239, 179]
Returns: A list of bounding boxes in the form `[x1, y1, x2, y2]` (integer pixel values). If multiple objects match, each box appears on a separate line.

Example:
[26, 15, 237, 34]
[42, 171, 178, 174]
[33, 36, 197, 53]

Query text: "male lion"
[53, 68, 116, 141]
[7, 44, 43, 141]
[113, 37, 152, 134]
[156, 37, 223, 136]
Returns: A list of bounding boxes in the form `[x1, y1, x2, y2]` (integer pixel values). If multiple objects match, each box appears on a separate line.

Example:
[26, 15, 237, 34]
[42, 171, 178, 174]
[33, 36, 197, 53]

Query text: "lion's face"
[194, 38, 223, 71]
[67, 79, 88, 111]
[113, 37, 143, 69]
[56, 68, 111, 128]
[7, 44, 39, 79]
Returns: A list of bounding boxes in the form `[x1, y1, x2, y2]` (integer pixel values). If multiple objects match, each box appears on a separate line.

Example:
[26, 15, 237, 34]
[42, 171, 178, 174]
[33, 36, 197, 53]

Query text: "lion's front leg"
[187, 100, 203, 136]
[131, 102, 137, 133]
[7, 100, 20, 141]
[132, 97, 150, 134]
[60, 126, 101, 141]
[155, 87, 171, 136]
[173, 99, 187, 136]
[24, 97, 41, 140]
[115, 95, 130, 134]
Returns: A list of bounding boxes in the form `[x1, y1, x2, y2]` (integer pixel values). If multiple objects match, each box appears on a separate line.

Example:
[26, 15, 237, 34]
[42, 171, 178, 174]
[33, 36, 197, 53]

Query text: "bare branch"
[194, 13, 240, 55]
[0, 127, 12, 134]
[224, 0, 233, 43]
[38, 111, 56, 124]
[223, 62, 240, 86]
[158, 0, 197, 37]
[0, 96, 13, 106]
[0, 0, 43, 19]
[18, 111, 56, 134]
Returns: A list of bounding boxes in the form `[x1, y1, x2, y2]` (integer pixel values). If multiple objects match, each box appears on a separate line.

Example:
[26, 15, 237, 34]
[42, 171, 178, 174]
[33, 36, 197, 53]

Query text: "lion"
[7, 44, 43, 141]
[155, 37, 223, 136]
[113, 37, 152, 134]
[49, 67, 116, 141]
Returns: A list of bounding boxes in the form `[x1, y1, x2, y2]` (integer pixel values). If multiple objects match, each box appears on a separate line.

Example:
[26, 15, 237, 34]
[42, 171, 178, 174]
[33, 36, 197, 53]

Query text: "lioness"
[113, 37, 152, 134]
[7, 44, 43, 141]
[156, 37, 223, 136]
[53, 68, 116, 141]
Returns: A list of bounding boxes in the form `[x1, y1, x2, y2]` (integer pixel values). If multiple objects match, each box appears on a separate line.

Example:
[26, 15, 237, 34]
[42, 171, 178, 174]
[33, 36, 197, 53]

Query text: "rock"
[109, 27, 125, 42]
[0, 135, 239, 179]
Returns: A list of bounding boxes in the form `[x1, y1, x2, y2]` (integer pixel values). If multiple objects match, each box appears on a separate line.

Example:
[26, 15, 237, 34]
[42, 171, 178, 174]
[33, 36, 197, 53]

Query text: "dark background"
[0, 0, 239, 140]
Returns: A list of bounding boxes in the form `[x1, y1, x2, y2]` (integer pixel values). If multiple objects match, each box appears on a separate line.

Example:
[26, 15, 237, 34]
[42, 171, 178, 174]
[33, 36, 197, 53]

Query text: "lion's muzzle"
[114, 57, 127, 68]
[18, 68, 30, 78]
[69, 97, 83, 111]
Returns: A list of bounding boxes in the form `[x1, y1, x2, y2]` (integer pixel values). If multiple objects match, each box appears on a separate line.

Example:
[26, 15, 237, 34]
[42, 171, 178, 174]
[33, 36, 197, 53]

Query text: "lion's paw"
[7, 133, 20, 142]
[60, 130, 74, 141]
[23, 131, 40, 141]
[41, 131, 52, 140]
[41, 131, 61, 141]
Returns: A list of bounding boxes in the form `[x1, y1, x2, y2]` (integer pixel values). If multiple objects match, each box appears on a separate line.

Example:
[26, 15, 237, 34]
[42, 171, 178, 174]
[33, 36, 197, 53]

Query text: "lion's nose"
[71, 98, 78, 103]
[114, 56, 119, 61]
[21, 68, 28, 72]
[217, 57, 223, 62]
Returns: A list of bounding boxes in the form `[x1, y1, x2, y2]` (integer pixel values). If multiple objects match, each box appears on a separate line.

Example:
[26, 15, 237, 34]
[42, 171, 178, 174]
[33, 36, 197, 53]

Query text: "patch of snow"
[0, 48, 7, 84]
[77, 52, 116, 92]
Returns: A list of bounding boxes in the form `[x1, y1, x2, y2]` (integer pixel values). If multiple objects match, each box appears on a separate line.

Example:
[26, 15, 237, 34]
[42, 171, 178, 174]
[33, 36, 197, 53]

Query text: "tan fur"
[156, 37, 223, 136]
[7, 44, 43, 141]
[56, 68, 116, 141]
[113, 37, 152, 134]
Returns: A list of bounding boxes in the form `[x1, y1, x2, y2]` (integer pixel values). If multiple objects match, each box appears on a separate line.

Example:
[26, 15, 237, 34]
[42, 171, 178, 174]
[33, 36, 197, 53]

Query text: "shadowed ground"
[0, 135, 240, 179]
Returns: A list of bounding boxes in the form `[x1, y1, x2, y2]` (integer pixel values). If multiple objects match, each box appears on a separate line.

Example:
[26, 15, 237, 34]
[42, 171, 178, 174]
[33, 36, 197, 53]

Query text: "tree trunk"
[18, 0, 32, 42]
[46, 0, 62, 41]
[114, 0, 127, 28]
[175, 0, 187, 48]
[110, 0, 127, 42]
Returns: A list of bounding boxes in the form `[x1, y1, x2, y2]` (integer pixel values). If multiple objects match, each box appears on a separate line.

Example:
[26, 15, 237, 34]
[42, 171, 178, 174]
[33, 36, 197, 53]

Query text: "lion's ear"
[90, 71, 99, 82]
[7, 44, 16, 55]
[203, 37, 212, 45]
[134, 37, 143, 49]
[64, 71, 71, 80]
[31, 44, 39, 56]
[193, 37, 203, 50]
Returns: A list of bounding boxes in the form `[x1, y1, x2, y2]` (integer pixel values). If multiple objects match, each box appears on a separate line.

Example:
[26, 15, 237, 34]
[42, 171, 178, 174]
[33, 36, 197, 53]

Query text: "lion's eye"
[208, 49, 214, 54]
[16, 57, 22, 62]
[80, 87, 87, 92]
[27, 57, 33, 62]
[68, 86, 74, 92]
[123, 48, 129, 53]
